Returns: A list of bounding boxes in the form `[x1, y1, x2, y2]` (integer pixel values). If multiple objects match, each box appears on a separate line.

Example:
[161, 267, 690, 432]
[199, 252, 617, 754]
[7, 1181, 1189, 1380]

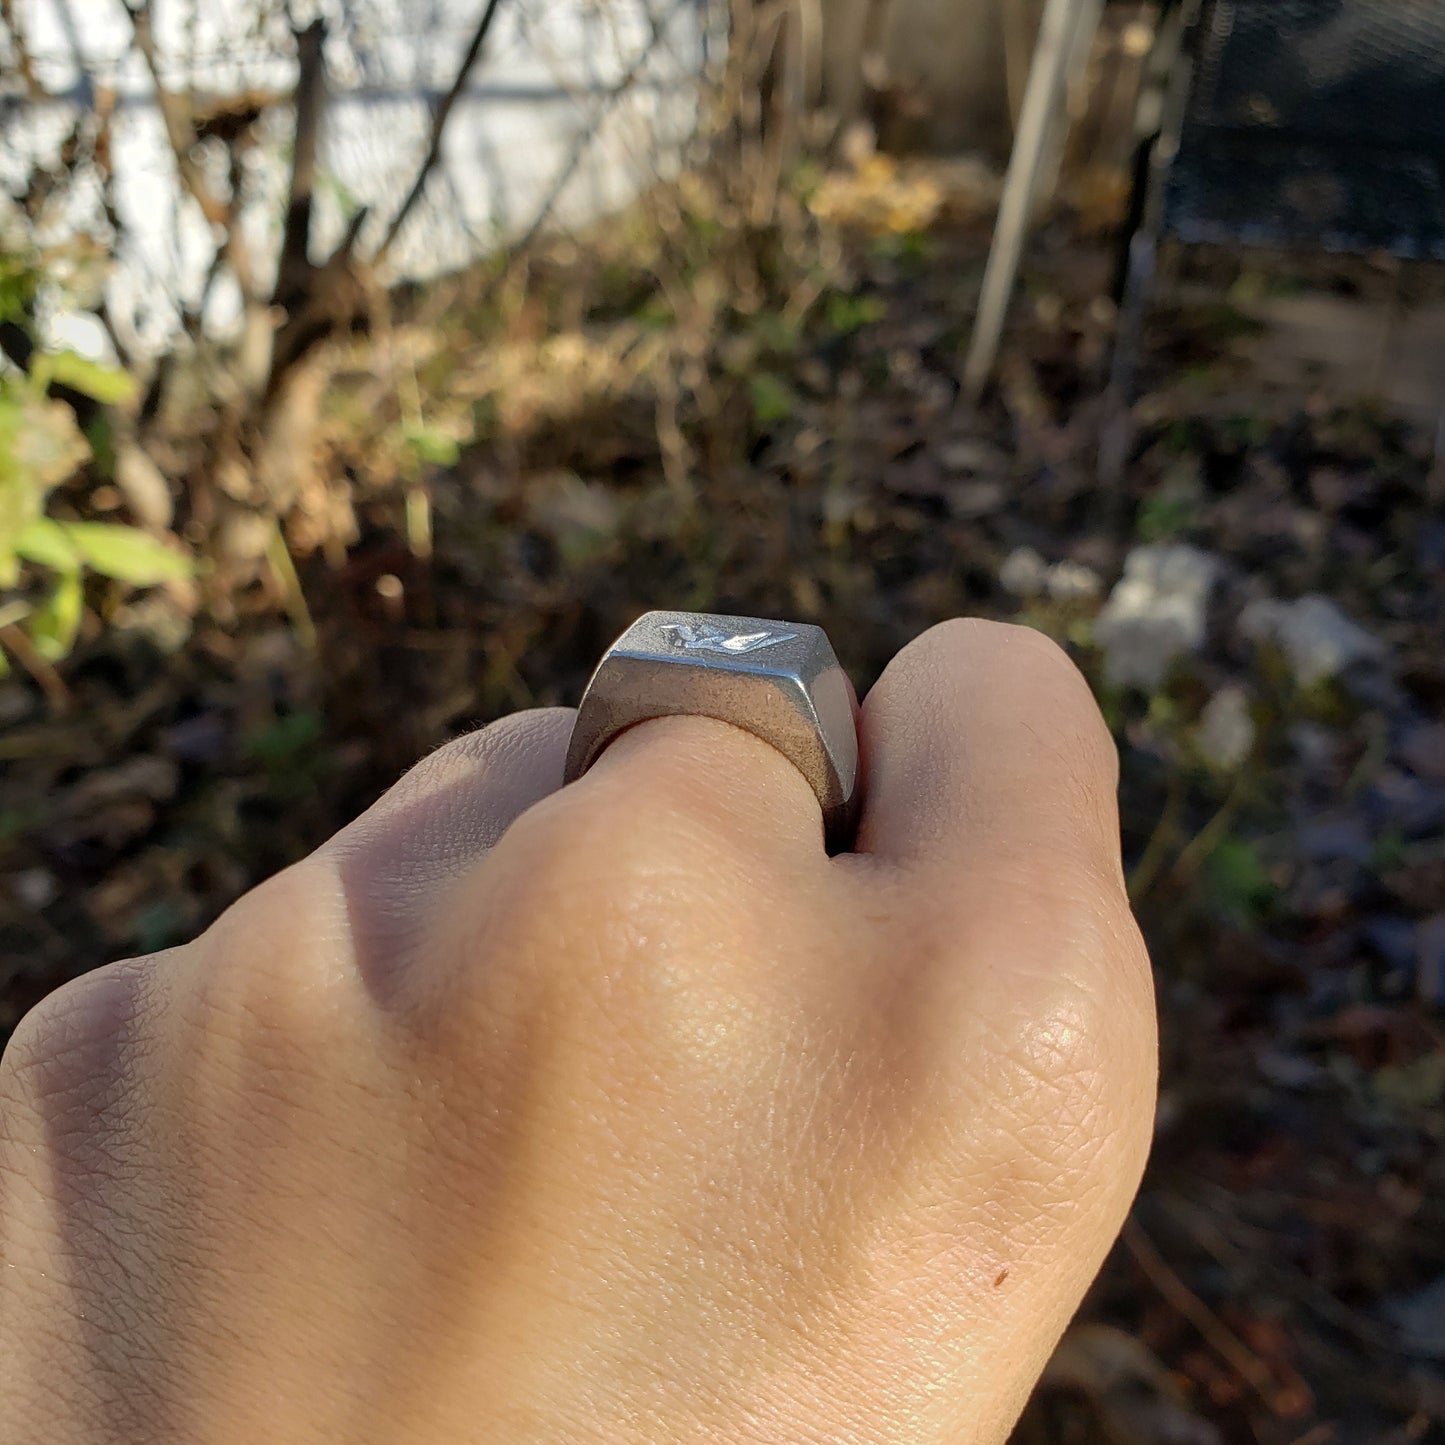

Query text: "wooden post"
[961, 0, 1101, 403]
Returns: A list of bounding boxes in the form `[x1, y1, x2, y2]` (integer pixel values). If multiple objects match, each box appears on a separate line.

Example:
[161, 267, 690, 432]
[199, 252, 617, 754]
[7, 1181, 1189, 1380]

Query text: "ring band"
[564, 611, 860, 852]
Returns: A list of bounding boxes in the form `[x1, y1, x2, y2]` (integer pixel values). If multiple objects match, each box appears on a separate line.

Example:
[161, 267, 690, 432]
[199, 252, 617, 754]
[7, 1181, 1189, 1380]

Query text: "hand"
[0, 620, 1156, 1444]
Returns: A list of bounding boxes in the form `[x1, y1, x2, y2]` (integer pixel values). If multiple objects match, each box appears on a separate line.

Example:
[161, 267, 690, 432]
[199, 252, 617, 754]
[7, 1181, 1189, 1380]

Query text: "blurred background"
[1, 0, 1442, 1438]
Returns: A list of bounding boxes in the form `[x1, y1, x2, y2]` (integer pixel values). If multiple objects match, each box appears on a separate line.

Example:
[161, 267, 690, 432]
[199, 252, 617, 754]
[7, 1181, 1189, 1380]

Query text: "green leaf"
[751, 310, 802, 354]
[1204, 837, 1276, 924]
[0, 253, 39, 328]
[32, 350, 137, 406]
[402, 423, 461, 468]
[245, 708, 326, 768]
[825, 292, 886, 336]
[27, 569, 82, 660]
[0, 391, 89, 584]
[51, 522, 193, 586]
[14, 516, 82, 571]
[1137, 490, 1197, 542]
[85, 411, 118, 477]
[747, 371, 796, 427]
[1370, 829, 1408, 874]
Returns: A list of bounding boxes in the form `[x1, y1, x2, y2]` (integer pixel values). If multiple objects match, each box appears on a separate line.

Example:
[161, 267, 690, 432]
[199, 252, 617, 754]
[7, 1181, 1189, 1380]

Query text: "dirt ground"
[2, 168, 1443, 1443]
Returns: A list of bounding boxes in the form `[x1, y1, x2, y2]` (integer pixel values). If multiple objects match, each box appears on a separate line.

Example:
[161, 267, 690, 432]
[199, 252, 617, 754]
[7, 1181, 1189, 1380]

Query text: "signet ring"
[563, 611, 861, 852]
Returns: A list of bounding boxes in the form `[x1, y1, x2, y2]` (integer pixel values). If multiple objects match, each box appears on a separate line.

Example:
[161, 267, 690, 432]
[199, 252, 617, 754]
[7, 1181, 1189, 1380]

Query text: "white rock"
[1240, 594, 1386, 686]
[12, 869, 58, 911]
[999, 546, 1049, 598]
[941, 439, 1008, 475]
[1045, 560, 1103, 603]
[1094, 544, 1223, 689]
[1197, 685, 1255, 771]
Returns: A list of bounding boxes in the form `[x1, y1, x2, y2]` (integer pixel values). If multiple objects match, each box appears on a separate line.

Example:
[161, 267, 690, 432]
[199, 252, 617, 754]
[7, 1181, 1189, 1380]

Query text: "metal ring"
[564, 611, 860, 852]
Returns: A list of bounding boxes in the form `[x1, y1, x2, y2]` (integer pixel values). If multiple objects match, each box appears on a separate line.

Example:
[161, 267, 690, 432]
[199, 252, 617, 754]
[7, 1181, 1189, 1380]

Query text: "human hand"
[0, 619, 1156, 1444]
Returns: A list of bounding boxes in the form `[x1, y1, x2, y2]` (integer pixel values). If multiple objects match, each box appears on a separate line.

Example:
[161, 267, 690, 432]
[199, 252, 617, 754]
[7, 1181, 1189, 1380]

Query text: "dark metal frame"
[1103, 0, 1445, 479]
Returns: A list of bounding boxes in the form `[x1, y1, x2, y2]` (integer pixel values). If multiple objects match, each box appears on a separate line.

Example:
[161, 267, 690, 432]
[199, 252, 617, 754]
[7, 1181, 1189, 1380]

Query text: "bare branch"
[124, 0, 230, 229]
[90, 93, 136, 372]
[96, 301, 134, 376]
[373, 0, 507, 266]
[216, 132, 262, 301]
[273, 20, 327, 309]
[498, 7, 673, 271]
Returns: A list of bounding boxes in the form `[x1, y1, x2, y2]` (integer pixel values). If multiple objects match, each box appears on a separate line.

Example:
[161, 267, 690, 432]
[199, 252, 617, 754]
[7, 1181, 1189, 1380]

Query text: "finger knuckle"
[987, 914, 1156, 1195]
[912, 861, 1154, 1197]
[367, 710, 554, 808]
[187, 860, 354, 1061]
[441, 776, 776, 1058]
[504, 762, 739, 920]
[0, 956, 160, 1146]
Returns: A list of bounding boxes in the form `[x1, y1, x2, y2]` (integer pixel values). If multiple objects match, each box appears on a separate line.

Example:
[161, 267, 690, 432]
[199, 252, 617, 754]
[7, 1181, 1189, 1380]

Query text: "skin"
[0, 619, 1157, 1444]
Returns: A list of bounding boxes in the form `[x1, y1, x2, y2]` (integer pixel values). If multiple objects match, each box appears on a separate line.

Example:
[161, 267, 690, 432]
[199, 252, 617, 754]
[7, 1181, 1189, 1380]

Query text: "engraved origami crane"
[659, 622, 797, 655]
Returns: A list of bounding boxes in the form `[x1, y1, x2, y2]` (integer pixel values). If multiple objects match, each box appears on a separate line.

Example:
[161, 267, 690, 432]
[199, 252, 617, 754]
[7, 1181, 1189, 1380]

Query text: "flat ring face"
[564, 611, 860, 851]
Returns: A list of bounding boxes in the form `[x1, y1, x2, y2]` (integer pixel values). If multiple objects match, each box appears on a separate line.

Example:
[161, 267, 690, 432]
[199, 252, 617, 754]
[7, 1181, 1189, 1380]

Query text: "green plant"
[749, 308, 803, 355]
[400, 420, 462, 470]
[824, 291, 885, 336]
[1136, 489, 1198, 541]
[244, 707, 332, 801]
[1204, 836, 1277, 924]
[1369, 828, 1408, 874]
[0, 346, 192, 669]
[869, 229, 932, 267]
[747, 370, 796, 427]
[245, 707, 326, 769]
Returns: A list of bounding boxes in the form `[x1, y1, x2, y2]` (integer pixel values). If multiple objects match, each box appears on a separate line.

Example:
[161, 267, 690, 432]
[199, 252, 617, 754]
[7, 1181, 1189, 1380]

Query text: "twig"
[263, 519, 316, 652]
[1122, 1218, 1289, 1413]
[728, 0, 796, 226]
[486, 14, 668, 290]
[1170, 771, 1247, 888]
[124, 1, 229, 229]
[374, 0, 507, 266]
[88, 97, 138, 372]
[1164, 1191, 1397, 1353]
[0, 625, 71, 714]
[96, 301, 134, 375]
[1127, 767, 1185, 904]
[654, 360, 695, 504]
[395, 347, 436, 564]
[273, 20, 328, 310]
[264, 22, 380, 402]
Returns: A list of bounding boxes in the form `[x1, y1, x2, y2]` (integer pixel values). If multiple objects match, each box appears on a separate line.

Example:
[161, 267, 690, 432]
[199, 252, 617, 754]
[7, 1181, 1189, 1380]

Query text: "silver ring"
[564, 611, 860, 852]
